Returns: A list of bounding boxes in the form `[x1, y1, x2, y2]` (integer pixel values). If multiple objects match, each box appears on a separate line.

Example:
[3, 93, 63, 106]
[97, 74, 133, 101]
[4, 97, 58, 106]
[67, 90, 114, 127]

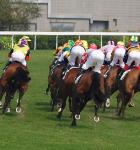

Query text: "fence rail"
[0, 31, 140, 50]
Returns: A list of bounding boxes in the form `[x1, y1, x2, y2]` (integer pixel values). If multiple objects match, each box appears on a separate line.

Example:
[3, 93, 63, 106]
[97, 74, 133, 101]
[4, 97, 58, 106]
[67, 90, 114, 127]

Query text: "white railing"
[0, 31, 140, 50]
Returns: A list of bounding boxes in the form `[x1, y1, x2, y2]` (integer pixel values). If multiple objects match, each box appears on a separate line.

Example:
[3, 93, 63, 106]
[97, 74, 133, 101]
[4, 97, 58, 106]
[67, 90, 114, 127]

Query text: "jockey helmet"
[82, 40, 88, 49]
[68, 40, 74, 47]
[117, 41, 125, 46]
[74, 40, 83, 46]
[130, 35, 138, 42]
[89, 43, 97, 50]
[107, 41, 114, 45]
[21, 36, 31, 42]
[19, 36, 31, 46]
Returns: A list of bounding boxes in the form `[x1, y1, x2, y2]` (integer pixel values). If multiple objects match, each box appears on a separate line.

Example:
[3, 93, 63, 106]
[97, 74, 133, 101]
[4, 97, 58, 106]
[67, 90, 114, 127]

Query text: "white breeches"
[105, 52, 112, 61]
[58, 51, 68, 62]
[127, 51, 140, 66]
[11, 51, 26, 66]
[110, 48, 126, 68]
[68, 46, 85, 66]
[82, 50, 105, 73]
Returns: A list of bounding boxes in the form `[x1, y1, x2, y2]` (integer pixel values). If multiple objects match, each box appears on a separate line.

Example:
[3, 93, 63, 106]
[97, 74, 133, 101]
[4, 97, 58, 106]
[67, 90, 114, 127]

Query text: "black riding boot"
[118, 69, 125, 79]
[104, 65, 112, 78]
[76, 68, 86, 78]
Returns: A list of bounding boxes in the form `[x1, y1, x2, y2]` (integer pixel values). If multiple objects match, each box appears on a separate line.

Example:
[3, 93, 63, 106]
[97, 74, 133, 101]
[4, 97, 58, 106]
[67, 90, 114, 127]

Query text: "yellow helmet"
[21, 36, 31, 42]
[117, 41, 125, 46]
[82, 40, 88, 49]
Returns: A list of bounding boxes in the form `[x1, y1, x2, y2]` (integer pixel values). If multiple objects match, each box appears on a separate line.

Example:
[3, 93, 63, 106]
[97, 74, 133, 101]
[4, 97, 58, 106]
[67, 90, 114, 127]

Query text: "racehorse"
[48, 62, 67, 111]
[104, 65, 121, 107]
[57, 67, 80, 119]
[71, 71, 106, 126]
[117, 68, 140, 117]
[0, 62, 31, 114]
[46, 56, 80, 111]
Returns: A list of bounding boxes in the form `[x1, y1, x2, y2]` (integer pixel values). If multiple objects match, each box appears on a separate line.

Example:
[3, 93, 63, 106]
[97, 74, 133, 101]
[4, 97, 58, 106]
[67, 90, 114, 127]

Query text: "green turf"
[0, 50, 139, 150]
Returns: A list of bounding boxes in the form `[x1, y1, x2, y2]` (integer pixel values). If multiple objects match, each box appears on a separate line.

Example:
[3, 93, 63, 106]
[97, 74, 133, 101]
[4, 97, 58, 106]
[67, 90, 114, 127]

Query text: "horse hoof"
[128, 103, 135, 107]
[0, 101, 3, 108]
[105, 99, 110, 108]
[75, 114, 80, 120]
[58, 108, 62, 112]
[7, 108, 11, 113]
[16, 107, 21, 113]
[94, 116, 100, 122]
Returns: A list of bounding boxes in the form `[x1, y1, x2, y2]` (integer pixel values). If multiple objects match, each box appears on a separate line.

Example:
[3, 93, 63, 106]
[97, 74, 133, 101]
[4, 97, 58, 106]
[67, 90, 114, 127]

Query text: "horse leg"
[16, 91, 24, 113]
[51, 88, 59, 112]
[68, 97, 72, 112]
[118, 94, 131, 118]
[2, 90, 11, 114]
[46, 83, 50, 95]
[0, 86, 6, 108]
[71, 95, 79, 126]
[116, 93, 121, 114]
[57, 97, 67, 120]
[93, 104, 100, 122]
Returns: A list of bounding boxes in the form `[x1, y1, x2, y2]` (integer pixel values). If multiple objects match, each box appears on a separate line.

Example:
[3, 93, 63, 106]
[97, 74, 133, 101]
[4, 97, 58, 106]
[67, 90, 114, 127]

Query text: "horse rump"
[14, 67, 31, 83]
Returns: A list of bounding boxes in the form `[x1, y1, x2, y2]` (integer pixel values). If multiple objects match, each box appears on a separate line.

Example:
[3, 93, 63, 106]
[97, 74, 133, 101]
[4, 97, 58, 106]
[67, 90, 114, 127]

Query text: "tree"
[0, 0, 40, 31]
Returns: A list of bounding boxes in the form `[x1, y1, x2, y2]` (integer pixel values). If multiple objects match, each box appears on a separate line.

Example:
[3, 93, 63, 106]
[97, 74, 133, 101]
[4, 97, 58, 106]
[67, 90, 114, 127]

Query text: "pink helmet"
[89, 43, 97, 49]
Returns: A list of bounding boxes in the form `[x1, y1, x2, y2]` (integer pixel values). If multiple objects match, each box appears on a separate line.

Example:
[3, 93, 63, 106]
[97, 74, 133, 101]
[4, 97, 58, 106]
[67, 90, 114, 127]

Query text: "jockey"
[101, 40, 115, 65]
[53, 46, 63, 59]
[68, 40, 86, 68]
[110, 41, 126, 67]
[77, 43, 104, 76]
[3, 36, 31, 70]
[128, 35, 138, 48]
[104, 41, 126, 77]
[57, 40, 74, 63]
[125, 37, 140, 70]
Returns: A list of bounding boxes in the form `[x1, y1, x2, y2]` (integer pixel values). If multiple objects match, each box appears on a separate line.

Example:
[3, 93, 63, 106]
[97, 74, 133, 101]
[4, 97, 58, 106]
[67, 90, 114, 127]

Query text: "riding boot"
[67, 64, 72, 70]
[118, 64, 129, 79]
[76, 68, 86, 78]
[118, 69, 125, 79]
[3, 61, 12, 71]
[104, 65, 112, 78]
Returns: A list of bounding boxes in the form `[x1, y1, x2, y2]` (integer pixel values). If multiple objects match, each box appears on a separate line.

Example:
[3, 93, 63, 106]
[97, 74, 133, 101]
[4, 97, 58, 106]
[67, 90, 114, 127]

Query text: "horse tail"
[14, 67, 31, 83]
[92, 72, 106, 104]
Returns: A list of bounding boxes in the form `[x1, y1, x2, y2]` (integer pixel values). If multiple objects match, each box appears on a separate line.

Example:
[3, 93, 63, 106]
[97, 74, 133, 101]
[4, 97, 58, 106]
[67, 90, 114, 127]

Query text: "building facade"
[29, 0, 140, 32]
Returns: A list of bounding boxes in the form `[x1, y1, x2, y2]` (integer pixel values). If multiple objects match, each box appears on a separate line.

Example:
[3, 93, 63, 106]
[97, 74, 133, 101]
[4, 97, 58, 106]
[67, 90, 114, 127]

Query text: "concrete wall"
[30, 0, 140, 31]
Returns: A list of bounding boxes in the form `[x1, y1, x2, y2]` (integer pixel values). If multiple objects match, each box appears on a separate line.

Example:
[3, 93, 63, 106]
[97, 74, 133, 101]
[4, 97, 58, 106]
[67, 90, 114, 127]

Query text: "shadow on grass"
[103, 114, 140, 122]
[35, 101, 53, 112]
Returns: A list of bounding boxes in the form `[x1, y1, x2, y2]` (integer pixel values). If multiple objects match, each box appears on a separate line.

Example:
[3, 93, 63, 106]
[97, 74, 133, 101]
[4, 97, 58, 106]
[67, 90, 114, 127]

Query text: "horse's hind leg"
[94, 104, 100, 122]
[46, 84, 50, 95]
[2, 91, 11, 114]
[57, 97, 67, 120]
[16, 91, 24, 113]
[0, 86, 6, 108]
[118, 94, 131, 118]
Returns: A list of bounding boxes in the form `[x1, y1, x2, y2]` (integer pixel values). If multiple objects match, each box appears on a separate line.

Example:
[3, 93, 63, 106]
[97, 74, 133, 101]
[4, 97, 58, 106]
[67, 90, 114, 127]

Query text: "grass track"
[0, 50, 140, 150]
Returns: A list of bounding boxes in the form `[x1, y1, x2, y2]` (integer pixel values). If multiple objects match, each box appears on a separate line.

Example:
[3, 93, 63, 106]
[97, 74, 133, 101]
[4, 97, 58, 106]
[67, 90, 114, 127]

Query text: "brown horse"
[0, 62, 31, 114]
[48, 63, 67, 111]
[71, 71, 106, 126]
[104, 65, 121, 107]
[117, 68, 140, 117]
[57, 67, 80, 119]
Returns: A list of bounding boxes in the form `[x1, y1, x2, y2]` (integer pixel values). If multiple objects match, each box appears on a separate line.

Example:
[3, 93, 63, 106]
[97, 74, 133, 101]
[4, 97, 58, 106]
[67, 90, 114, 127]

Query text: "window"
[51, 22, 75, 32]
[90, 21, 109, 32]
